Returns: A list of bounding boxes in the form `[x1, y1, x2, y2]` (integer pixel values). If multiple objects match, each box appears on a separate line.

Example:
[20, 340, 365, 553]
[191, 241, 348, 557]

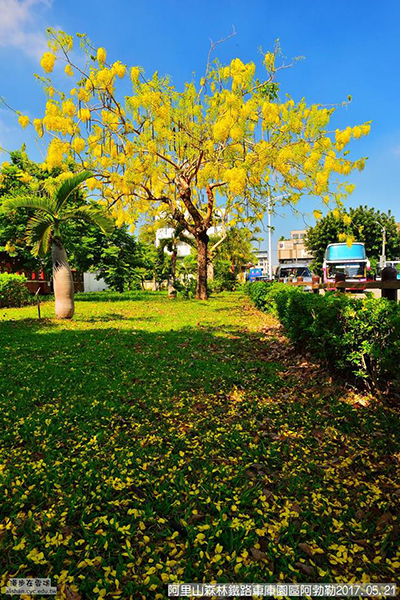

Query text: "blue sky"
[1, 0, 400, 260]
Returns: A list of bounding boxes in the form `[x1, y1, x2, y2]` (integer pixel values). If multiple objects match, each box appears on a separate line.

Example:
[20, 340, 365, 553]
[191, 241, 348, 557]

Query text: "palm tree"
[212, 227, 259, 275]
[158, 222, 195, 285]
[2, 171, 114, 319]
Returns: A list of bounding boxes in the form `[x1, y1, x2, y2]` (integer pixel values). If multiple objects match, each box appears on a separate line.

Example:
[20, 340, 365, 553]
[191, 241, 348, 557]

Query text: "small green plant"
[0, 273, 32, 308]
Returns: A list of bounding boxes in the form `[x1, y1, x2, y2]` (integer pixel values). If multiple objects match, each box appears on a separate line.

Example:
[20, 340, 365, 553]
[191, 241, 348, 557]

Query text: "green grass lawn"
[0, 291, 399, 599]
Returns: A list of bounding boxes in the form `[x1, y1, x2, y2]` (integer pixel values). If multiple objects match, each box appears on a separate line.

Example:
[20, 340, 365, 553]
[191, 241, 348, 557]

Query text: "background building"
[156, 225, 223, 258]
[254, 250, 269, 276]
[277, 230, 313, 264]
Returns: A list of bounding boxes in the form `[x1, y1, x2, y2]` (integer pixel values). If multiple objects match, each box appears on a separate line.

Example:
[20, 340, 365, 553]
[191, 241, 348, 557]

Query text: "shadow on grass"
[0, 320, 284, 414]
[74, 291, 167, 303]
[75, 313, 159, 323]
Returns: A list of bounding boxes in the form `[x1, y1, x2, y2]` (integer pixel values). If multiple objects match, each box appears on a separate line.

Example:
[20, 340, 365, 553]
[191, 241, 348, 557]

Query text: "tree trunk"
[51, 238, 74, 319]
[196, 232, 209, 300]
[171, 249, 177, 284]
[207, 261, 214, 281]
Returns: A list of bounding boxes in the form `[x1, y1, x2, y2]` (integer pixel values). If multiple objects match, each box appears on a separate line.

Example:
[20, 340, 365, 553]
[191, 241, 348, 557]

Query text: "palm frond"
[61, 206, 114, 234]
[26, 216, 54, 257]
[179, 234, 195, 247]
[1, 194, 56, 216]
[159, 238, 174, 252]
[55, 171, 93, 212]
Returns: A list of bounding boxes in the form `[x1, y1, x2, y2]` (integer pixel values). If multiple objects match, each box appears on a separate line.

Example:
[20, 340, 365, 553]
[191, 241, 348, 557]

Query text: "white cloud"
[0, 0, 53, 59]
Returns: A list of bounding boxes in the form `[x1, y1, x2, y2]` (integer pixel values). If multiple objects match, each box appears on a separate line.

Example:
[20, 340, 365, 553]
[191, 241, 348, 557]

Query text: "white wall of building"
[83, 272, 109, 292]
[255, 250, 269, 276]
[155, 225, 223, 258]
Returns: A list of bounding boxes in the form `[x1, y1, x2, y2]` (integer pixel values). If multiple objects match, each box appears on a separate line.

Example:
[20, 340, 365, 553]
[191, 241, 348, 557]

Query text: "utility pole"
[375, 220, 386, 269]
[266, 192, 286, 280]
[267, 196, 272, 279]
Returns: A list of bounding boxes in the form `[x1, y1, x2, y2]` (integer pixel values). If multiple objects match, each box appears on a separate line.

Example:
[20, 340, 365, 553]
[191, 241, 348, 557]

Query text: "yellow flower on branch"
[33, 119, 44, 138]
[97, 47, 107, 64]
[62, 99, 76, 117]
[18, 115, 30, 129]
[113, 61, 126, 79]
[72, 137, 86, 153]
[65, 64, 74, 77]
[78, 108, 91, 122]
[40, 52, 56, 73]
[130, 66, 140, 84]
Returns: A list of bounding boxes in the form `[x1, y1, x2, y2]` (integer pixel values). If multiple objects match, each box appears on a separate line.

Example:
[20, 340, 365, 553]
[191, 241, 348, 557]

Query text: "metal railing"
[282, 267, 400, 301]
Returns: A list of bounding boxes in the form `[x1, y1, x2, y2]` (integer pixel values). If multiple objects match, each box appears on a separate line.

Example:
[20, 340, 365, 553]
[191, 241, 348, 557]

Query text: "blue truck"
[248, 268, 263, 282]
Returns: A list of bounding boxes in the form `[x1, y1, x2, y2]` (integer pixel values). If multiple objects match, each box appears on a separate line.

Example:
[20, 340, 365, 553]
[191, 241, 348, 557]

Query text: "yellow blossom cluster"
[18, 115, 30, 129]
[335, 123, 370, 150]
[131, 66, 140, 84]
[223, 167, 247, 195]
[76, 87, 90, 102]
[42, 101, 74, 136]
[229, 58, 256, 91]
[5, 241, 16, 253]
[78, 108, 91, 122]
[72, 137, 85, 153]
[262, 102, 280, 127]
[97, 47, 107, 64]
[33, 118, 44, 138]
[264, 51, 275, 72]
[62, 99, 76, 117]
[46, 138, 70, 169]
[40, 52, 56, 73]
[112, 61, 126, 79]
[342, 214, 352, 225]
[95, 68, 114, 90]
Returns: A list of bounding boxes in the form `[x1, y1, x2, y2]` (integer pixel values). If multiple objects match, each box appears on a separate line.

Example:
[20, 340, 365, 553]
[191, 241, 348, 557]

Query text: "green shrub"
[245, 282, 400, 391]
[244, 281, 274, 309]
[210, 260, 237, 293]
[210, 278, 237, 293]
[175, 278, 197, 299]
[0, 273, 33, 308]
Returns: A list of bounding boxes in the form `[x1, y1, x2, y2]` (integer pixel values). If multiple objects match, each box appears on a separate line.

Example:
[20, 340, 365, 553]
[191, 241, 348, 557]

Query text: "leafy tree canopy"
[305, 205, 400, 274]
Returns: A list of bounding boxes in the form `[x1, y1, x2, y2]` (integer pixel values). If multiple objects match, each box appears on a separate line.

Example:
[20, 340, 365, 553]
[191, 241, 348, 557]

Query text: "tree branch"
[176, 177, 203, 228]
[205, 26, 237, 79]
[198, 26, 237, 97]
[187, 150, 204, 183]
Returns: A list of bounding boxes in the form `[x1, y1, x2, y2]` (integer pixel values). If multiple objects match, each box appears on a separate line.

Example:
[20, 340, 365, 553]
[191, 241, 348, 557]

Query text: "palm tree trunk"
[207, 261, 214, 281]
[51, 238, 74, 319]
[171, 249, 177, 284]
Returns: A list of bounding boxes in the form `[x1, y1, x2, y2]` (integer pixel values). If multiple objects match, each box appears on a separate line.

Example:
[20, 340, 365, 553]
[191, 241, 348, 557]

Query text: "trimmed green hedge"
[244, 281, 400, 391]
[0, 273, 33, 308]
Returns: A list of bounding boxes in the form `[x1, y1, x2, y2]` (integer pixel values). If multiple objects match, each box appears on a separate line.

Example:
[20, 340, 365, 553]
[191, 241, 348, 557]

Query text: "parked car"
[275, 262, 313, 291]
[376, 261, 400, 280]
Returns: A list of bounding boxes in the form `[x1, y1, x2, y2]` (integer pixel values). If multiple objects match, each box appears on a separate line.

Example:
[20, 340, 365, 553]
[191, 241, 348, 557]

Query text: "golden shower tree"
[18, 30, 370, 298]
